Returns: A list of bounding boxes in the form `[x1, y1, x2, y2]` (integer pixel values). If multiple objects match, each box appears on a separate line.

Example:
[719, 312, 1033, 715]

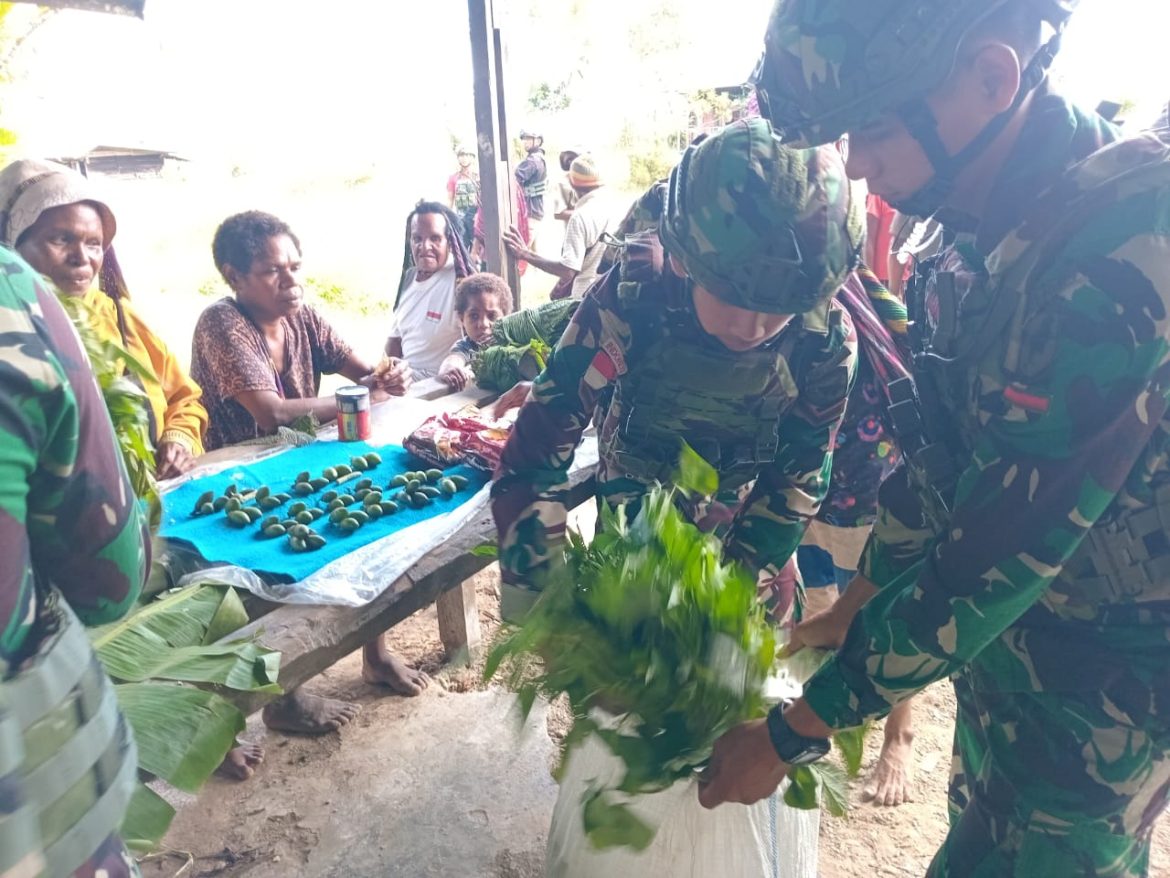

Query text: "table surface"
[165, 382, 597, 715]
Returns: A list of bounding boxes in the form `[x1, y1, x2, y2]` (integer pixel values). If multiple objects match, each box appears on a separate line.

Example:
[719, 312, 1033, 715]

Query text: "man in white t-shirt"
[503, 155, 622, 300]
[386, 203, 471, 379]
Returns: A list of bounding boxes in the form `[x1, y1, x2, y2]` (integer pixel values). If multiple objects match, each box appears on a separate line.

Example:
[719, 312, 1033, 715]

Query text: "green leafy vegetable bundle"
[486, 448, 866, 849]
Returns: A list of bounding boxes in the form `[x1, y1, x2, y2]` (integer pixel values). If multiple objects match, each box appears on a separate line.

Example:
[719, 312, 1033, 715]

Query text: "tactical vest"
[900, 130, 1170, 609]
[0, 593, 137, 877]
[598, 232, 823, 494]
[520, 154, 547, 200]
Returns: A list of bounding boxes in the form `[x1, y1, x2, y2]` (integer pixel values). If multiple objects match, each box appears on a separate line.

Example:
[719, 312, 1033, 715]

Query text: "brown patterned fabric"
[191, 297, 352, 450]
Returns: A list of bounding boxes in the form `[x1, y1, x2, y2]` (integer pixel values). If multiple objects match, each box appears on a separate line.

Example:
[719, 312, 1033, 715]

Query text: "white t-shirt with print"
[389, 256, 462, 378]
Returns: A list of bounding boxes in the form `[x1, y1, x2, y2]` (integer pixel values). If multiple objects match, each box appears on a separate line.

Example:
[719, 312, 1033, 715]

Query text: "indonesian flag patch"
[426, 310, 443, 323]
[584, 341, 626, 390]
[1003, 382, 1050, 414]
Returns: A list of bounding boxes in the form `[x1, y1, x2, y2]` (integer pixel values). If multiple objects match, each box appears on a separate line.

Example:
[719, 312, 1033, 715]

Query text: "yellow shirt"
[81, 286, 207, 455]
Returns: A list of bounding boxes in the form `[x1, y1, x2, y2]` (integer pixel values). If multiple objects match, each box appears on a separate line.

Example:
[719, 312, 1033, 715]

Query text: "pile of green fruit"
[189, 450, 472, 550]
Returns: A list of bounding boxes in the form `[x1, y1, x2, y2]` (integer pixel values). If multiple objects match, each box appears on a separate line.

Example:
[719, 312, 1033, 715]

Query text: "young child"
[438, 272, 514, 390]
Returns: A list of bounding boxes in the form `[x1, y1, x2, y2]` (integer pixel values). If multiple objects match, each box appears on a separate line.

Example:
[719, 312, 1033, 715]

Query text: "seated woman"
[386, 201, 474, 380]
[192, 210, 411, 450]
[437, 272, 514, 390]
[193, 210, 428, 732]
[0, 158, 207, 478]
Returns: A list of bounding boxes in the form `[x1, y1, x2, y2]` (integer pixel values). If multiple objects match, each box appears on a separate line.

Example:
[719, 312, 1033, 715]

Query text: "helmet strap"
[890, 31, 1063, 217]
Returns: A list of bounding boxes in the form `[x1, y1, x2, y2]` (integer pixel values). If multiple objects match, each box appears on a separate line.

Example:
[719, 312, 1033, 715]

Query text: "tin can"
[336, 385, 371, 442]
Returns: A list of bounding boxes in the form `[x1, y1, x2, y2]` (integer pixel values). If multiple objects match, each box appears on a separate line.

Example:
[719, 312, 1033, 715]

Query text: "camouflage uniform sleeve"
[0, 254, 148, 663]
[803, 213, 1170, 730]
[725, 303, 858, 578]
[492, 270, 632, 619]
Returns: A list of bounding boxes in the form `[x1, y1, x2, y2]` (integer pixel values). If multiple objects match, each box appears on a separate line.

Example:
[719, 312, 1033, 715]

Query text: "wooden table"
[181, 383, 596, 717]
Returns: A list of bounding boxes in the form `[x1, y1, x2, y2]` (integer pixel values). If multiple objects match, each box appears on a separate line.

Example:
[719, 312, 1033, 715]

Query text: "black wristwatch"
[766, 704, 830, 766]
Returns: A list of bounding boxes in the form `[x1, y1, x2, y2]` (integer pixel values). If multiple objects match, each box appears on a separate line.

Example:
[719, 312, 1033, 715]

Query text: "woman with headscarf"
[0, 158, 206, 479]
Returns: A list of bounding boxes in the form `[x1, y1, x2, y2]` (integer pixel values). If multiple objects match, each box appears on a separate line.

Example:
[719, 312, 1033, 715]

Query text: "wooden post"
[467, 0, 520, 303]
[436, 577, 481, 663]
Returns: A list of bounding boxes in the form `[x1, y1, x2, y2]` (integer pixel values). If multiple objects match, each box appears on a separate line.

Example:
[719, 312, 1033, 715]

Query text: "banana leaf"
[120, 783, 175, 852]
[115, 682, 244, 793]
[91, 582, 280, 691]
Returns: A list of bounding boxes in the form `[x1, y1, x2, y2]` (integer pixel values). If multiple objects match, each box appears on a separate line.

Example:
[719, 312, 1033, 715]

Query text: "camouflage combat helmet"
[754, 0, 1078, 214]
[658, 117, 863, 315]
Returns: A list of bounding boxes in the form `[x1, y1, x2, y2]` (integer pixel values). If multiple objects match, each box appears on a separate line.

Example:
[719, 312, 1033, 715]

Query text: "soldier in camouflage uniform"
[0, 244, 151, 876]
[700, 2, 1170, 876]
[492, 118, 862, 625]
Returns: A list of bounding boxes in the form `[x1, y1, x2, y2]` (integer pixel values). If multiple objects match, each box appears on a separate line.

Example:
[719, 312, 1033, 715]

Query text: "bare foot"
[864, 726, 916, 806]
[261, 689, 360, 734]
[362, 646, 430, 697]
[216, 742, 264, 780]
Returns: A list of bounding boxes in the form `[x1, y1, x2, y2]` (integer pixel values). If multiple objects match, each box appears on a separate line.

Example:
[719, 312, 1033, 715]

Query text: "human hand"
[156, 441, 196, 480]
[372, 357, 413, 396]
[502, 226, 527, 258]
[697, 718, 789, 809]
[440, 365, 474, 391]
[491, 381, 532, 418]
[788, 608, 850, 654]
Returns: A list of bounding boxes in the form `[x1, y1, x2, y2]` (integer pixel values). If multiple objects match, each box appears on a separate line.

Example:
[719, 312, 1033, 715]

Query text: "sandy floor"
[141, 567, 1170, 877]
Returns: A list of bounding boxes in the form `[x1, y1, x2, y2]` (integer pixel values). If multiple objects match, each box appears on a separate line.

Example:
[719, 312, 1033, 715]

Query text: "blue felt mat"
[160, 441, 487, 582]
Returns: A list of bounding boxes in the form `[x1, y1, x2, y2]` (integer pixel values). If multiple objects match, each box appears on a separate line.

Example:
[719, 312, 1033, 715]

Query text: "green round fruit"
[322, 467, 338, 481]
[212, 496, 229, 511]
[261, 515, 280, 529]
[364, 452, 382, 466]
[418, 486, 441, 499]
[338, 494, 355, 506]
[356, 478, 373, 491]
[225, 496, 243, 512]
[309, 477, 330, 490]
[305, 534, 327, 550]
[329, 507, 349, 523]
[328, 498, 345, 511]
[288, 501, 308, 516]
[438, 478, 457, 496]
[355, 488, 370, 501]
[335, 463, 352, 477]
[276, 492, 292, 503]
[243, 506, 264, 522]
[309, 508, 324, 520]
[263, 523, 287, 537]
[425, 468, 443, 483]
[295, 470, 311, 484]
[227, 510, 251, 527]
[388, 474, 408, 488]
[289, 523, 311, 538]
[363, 491, 383, 507]
[406, 479, 421, 493]
[339, 517, 361, 532]
[255, 486, 271, 501]
[289, 536, 307, 552]
[321, 490, 339, 504]
[449, 475, 469, 489]
[296, 510, 315, 525]
[380, 501, 399, 515]
[349, 509, 370, 525]
[199, 502, 215, 515]
[224, 484, 239, 496]
[194, 490, 214, 512]
[259, 495, 282, 510]
[365, 504, 383, 520]
[409, 492, 431, 509]
[281, 518, 298, 530]
[293, 482, 315, 496]
[350, 456, 369, 471]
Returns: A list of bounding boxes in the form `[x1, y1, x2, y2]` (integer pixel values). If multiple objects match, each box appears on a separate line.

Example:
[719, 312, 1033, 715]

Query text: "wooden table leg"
[437, 575, 482, 662]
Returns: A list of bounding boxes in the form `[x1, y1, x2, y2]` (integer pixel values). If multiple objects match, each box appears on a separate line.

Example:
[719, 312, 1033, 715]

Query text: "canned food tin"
[336, 385, 371, 442]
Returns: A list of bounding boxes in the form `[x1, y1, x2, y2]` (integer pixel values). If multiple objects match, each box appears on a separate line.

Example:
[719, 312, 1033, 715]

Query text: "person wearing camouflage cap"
[492, 116, 862, 874]
[702, 3, 1170, 876]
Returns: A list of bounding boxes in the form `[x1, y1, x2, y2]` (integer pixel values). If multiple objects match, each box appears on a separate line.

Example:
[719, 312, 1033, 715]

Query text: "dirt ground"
[141, 567, 1170, 878]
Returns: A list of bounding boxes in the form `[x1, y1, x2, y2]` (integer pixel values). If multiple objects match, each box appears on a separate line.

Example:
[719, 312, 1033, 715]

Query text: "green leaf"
[807, 760, 851, 818]
[120, 782, 175, 851]
[92, 583, 280, 691]
[673, 441, 718, 497]
[834, 724, 870, 778]
[783, 765, 820, 810]
[202, 585, 250, 644]
[582, 789, 656, 851]
[116, 682, 244, 792]
[471, 542, 499, 558]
